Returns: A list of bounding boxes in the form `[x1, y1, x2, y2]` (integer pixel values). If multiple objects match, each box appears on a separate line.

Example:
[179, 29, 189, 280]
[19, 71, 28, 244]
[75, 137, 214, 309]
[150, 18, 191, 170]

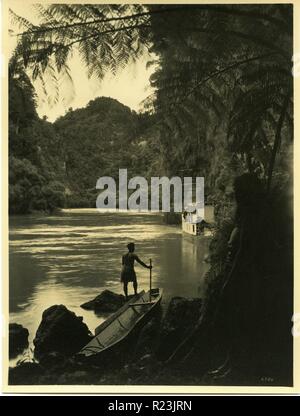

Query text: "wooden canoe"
[78, 288, 162, 359]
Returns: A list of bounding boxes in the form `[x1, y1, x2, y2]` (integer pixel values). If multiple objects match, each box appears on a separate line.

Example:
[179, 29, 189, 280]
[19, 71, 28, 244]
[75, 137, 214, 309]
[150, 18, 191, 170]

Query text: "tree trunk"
[267, 91, 291, 192]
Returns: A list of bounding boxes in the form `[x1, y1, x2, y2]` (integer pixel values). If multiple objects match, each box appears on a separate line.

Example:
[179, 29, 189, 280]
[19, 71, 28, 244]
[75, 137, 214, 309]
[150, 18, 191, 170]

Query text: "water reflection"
[9, 209, 210, 359]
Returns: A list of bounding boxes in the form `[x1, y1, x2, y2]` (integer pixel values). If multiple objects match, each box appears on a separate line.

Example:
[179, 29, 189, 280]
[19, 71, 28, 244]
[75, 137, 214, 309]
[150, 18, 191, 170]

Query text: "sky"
[9, 1, 156, 122]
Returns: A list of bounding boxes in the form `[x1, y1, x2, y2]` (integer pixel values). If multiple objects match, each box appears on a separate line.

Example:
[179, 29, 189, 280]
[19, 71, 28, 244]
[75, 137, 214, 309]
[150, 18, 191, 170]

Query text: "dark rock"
[133, 310, 162, 359]
[33, 305, 93, 359]
[9, 362, 44, 385]
[156, 297, 202, 361]
[9, 323, 29, 357]
[80, 290, 126, 312]
[57, 370, 91, 385]
[38, 351, 69, 370]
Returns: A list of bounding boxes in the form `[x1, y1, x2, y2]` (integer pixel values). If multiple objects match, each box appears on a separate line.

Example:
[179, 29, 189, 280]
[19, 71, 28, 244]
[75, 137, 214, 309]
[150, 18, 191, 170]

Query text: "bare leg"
[123, 282, 128, 299]
[133, 280, 138, 295]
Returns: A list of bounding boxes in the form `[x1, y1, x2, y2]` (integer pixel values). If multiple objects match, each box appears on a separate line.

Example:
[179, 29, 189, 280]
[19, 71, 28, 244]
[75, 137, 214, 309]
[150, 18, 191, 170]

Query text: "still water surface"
[9, 209, 210, 356]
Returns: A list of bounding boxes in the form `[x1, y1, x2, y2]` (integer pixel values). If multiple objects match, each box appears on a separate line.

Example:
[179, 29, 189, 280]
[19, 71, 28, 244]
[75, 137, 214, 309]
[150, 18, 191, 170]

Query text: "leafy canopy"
[10, 3, 293, 190]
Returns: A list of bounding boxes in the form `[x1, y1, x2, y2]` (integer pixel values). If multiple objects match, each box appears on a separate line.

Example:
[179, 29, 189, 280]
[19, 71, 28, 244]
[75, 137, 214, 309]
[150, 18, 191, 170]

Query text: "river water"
[9, 209, 210, 361]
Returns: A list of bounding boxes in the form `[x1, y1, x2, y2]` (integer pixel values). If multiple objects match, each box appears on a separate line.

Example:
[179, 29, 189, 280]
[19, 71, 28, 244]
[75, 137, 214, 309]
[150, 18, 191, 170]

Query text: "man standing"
[121, 243, 152, 299]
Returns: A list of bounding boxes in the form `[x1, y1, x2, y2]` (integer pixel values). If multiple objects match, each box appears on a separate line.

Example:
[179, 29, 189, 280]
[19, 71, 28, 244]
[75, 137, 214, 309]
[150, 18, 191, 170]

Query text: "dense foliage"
[9, 4, 293, 213]
[9, 74, 158, 211]
[10, 4, 293, 194]
[53, 98, 159, 207]
[9, 62, 65, 214]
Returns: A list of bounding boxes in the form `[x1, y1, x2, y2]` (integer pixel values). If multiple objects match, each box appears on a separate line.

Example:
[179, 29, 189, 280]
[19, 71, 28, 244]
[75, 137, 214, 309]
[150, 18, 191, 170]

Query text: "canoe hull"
[77, 289, 162, 364]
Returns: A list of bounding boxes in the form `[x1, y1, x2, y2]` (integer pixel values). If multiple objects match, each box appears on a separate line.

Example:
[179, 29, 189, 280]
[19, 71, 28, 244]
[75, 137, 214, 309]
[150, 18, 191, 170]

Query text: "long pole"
[149, 258, 152, 301]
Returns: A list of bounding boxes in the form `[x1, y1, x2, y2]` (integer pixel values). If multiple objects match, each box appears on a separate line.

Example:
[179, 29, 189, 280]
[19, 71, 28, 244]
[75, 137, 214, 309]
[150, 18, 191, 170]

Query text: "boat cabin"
[182, 204, 215, 236]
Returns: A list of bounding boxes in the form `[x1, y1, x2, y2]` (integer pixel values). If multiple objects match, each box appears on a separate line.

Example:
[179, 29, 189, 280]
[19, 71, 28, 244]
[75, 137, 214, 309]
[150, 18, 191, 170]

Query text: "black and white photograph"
[2, 0, 298, 393]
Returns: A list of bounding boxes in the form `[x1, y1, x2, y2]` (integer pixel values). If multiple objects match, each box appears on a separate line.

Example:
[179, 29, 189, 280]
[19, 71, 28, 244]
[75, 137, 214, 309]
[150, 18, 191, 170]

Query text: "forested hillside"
[9, 61, 65, 214]
[53, 97, 159, 207]
[9, 69, 159, 212]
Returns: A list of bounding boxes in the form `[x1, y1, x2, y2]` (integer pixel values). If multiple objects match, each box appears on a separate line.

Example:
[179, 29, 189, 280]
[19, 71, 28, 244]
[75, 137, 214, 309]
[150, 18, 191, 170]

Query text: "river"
[9, 209, 211, 362]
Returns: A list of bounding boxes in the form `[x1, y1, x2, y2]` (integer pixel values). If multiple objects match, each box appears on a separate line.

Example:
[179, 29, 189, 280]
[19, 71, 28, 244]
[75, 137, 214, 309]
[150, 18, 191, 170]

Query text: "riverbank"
[9, 287, 277, 387]
[9, 292, 206, 385]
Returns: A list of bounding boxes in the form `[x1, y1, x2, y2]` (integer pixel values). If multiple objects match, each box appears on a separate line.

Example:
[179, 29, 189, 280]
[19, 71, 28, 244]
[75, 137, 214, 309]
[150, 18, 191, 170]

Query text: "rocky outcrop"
[9, 296, 205, 385]
[9, 323, 29, 357]
[80, 290, 126, 312]
[38, 351, 69, 370]
[133, 309, 162, 359]
[156, 297, 202, 361]
[33, 305, 92, 359]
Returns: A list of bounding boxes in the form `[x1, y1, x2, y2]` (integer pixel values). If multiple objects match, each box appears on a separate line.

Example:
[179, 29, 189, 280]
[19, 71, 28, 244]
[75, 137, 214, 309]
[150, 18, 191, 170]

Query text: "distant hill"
[54, 97, 157, 207]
